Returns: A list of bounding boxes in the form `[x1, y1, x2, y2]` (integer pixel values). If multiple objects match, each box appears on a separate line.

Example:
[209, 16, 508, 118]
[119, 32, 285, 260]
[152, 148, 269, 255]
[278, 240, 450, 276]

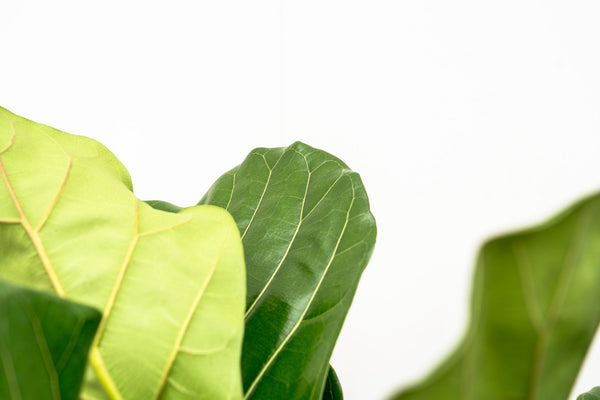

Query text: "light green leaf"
[199, 142, 376, 399]
[578, 387, 600, 400]
[0, 107, 246, 400]
[322, 366, 343, 400]
[0, 278, 101, 400]
[392, 193, 600, 400]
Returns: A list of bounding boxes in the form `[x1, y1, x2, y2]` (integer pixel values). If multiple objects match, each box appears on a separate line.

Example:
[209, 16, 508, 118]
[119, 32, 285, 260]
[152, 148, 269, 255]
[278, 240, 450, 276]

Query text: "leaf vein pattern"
[93, 197, 140, 348]
[165, 377, 196, 397]
[225, 171, 237, 211]
[0, 126, 65, 296]
[0, 124, 16, 154]
[178, 343, 227, 356]
[244, 152, 311, 319]
[300, 297, 345, 323]
[334, 240, 367, 258]
[138, 215, 193, 237]
[513, 242, 545, 332]
[301, 173, 344, 222]
[240, 151, 285, 240]
[154, 225, 233, 399]
[92, 198, 198, 399]
[516, 203, 595, 400]
[55, 317, 86, 374]
[307, 159, 344, 175]
[546, 204, 596, 326]
[0, 125, 124, 398]
[23, 298, 61, 400]
[513, 241, 547, 400]
[244, 178, 355, 399]
[35, 130, 75, 232]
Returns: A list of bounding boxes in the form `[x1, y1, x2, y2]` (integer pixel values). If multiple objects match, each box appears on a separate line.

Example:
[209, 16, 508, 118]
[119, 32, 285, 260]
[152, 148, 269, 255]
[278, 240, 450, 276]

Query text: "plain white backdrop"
[3, 1, 600, 399]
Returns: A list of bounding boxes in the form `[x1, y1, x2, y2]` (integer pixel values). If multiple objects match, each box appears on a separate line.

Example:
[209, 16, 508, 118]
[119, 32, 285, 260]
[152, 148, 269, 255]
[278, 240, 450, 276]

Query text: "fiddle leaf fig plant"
[0, 106, 376, 400]
[198, 141, 376, 399]
[579, 388, 600, 400]
[148, 140, 377, 400]
[393, 192, 600, 400]
[8, 104, 600, 400]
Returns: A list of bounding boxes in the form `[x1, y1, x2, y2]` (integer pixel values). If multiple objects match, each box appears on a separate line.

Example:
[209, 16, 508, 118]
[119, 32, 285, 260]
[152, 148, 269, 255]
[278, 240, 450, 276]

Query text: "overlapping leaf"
[0, 279, 100, 400]
[393, 193, 600, 400]
[579, 387, 600, 400]
[322, 366, 343, 400]
[198, 142, 376, 399]
[0, 107, 246, 399]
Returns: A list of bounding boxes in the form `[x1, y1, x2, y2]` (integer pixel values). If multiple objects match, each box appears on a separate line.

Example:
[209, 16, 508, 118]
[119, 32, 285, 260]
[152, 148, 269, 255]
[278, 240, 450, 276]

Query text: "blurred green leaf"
[0, 279, 101, 400]
[393, 193, 600, 400]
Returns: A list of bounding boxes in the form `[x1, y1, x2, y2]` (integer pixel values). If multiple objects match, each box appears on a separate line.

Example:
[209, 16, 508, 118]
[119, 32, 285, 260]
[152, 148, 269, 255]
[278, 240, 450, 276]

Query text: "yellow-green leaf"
[0, 107, 246, 400]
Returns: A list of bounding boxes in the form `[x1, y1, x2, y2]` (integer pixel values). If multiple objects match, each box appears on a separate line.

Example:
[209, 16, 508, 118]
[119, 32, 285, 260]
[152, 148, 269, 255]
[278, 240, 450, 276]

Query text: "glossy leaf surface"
[393, 194, 600, 400]
[0, 279, 101, 400]
[578, 387, 600, 400]
[199, 142, 376, 399]
[322, 366, 343, 400]
[0, 107, 246, 399]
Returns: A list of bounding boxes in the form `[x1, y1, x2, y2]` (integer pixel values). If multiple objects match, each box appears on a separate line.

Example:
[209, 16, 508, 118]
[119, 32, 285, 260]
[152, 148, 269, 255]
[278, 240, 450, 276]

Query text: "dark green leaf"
[146, 200, 183, 213]
[0, 279, 101, 400]
[322, 366, 343, 400]
[199, 142, 376, 399]
[392, 193, 600, 400]
[578, 387, 600, 400]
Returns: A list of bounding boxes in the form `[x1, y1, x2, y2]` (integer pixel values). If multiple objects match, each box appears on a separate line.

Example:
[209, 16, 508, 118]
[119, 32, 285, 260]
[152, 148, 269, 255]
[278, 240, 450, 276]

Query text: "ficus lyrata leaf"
[0, 106, 246, 399]
[578, 387, 600, 400]
[0, 279, 101, 400]
[322, 367, 343, 400]
[148, 163, 354, 400]
[393, 193, 600, 400]
[198, 142, 376, 399]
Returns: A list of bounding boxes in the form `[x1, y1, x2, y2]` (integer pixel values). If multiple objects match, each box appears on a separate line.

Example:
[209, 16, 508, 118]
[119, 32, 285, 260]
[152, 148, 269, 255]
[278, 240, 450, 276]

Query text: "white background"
[3, 1, 600, 399]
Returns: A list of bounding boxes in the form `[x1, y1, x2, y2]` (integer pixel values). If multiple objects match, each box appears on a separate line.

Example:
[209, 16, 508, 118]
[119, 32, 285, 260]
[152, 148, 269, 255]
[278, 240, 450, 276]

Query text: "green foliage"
[11, 104, 600, 400]
[322, 367, 344, 400]
[393, 193, 600, 400]
[0, 107, 376, 399]
[198, 143, 376, 399]
[0, 279, 101, 400]
[0, 107, 247, 399]
[578, 387, 600, 400]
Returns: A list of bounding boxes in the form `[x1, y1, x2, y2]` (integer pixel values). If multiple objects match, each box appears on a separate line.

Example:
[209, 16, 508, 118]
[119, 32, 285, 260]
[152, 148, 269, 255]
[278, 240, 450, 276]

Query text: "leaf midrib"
[243, 150, 346, 320]
[0, 126, 124, 399]
[154, 224, 233, 399]
[0, 129, 67, 296]
[2, 122, 239, 400]
[244, 176, 355, 399]
[244, 151, 310, 319]
[523, 204, 597, 399]
[23, 297, 61, 400]
[459, 203, 598, 400]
